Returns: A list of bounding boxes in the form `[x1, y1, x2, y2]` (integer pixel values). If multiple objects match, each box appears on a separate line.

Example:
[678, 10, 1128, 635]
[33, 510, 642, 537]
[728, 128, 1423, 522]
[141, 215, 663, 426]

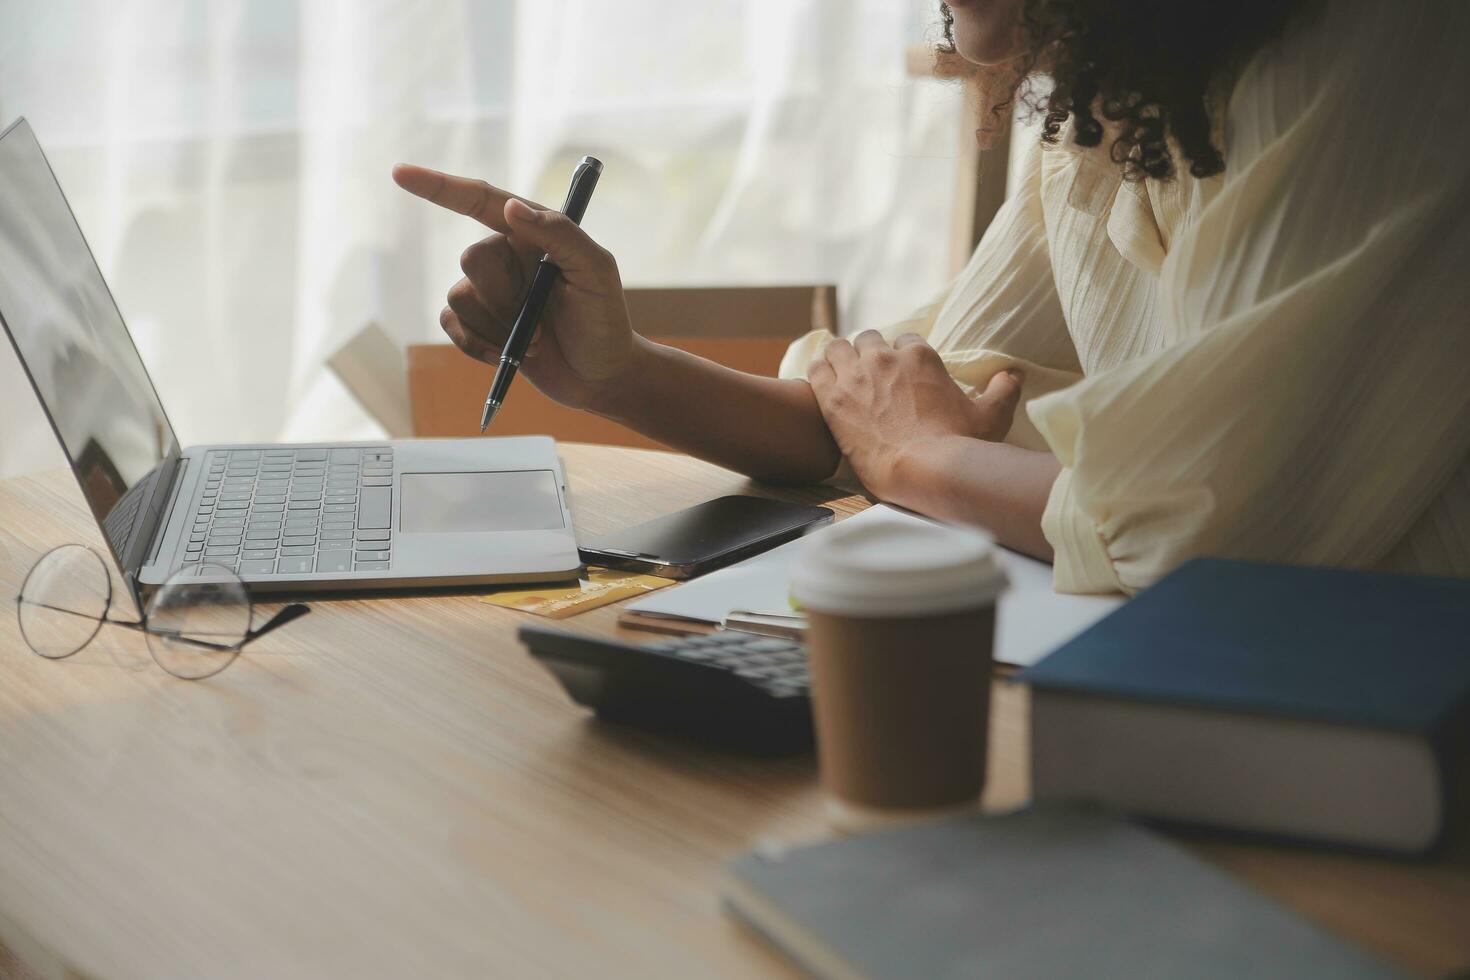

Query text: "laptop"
[0, 116, 583, 599]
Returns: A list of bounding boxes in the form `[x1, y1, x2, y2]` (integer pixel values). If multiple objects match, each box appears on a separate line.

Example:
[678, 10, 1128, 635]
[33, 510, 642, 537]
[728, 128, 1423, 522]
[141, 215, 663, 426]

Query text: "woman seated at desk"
[396, 0, 1470, 595]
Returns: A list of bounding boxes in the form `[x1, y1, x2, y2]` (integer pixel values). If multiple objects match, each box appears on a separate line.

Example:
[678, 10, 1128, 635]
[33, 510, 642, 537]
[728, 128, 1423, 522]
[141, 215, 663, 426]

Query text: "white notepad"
[624, 505, 1123, 667]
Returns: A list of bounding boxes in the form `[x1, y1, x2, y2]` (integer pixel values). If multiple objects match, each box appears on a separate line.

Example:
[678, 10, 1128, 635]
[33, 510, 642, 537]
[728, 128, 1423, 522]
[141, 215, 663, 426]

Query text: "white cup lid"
[790, 512, 1008, 618]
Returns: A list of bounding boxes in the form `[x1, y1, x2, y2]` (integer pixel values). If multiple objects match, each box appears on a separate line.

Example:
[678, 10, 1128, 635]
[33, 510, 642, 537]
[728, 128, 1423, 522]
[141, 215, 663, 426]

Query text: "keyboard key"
[280, 546, 314, 557]
[355, 529, 390, 541]
[253, 504, 285, 514]
[321, 521, 354, 531]
[354, 540, 390, 551]
[321, 529, 354, 540]
[295, 450, 327, 461]
[238, 560, 276, 575]
[330, 449, 361, 464]
[323, 503, 355, 514]
[355, 551, 390, 563]
[245, 529, 280, 540]
[242, 549, 279, 561]
[287, 501, 320, 510]
[205, 546, 240, 557]
[212, 516, 245, 527]
[316, 551, 352, 573]
[282, 534, 317, 545]
[362, 476, 392, 486]
[358, 487, 391, 528]
[354, 560, 390, 572]
[277, 556, 314, 574]
[185, 543, 204, 554]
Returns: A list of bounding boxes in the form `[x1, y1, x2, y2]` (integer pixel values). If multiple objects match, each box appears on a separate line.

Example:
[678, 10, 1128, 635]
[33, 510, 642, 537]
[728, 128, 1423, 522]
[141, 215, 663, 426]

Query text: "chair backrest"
[407, 284, 836, 447]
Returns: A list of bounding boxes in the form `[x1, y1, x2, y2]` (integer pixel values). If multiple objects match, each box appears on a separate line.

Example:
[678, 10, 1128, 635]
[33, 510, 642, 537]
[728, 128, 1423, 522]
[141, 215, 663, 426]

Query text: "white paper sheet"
[625, 505, 1124, 667]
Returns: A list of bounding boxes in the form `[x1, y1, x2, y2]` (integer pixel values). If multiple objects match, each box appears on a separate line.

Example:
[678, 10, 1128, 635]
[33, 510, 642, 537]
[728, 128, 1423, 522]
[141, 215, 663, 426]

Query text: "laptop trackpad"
[400, 471, 565, 533]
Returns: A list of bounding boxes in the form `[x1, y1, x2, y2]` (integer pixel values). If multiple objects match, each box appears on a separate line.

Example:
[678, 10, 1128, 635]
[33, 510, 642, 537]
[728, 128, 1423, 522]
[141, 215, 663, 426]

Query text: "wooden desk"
[0, 445, 1466, 978]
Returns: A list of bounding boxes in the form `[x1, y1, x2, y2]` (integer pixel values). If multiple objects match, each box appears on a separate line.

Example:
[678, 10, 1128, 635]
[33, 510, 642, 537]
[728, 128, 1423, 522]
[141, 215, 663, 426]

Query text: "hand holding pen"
[393, 159, 637, 424]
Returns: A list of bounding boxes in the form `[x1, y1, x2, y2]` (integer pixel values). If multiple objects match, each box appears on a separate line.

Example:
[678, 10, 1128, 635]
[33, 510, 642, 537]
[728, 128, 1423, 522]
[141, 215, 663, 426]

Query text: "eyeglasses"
[16, 544, 310, 680]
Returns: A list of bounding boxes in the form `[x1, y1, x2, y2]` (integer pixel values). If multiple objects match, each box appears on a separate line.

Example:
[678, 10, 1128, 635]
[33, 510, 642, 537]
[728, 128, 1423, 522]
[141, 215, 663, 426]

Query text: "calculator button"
[740, 638, 800, 653]
[669, 648, 719, 662]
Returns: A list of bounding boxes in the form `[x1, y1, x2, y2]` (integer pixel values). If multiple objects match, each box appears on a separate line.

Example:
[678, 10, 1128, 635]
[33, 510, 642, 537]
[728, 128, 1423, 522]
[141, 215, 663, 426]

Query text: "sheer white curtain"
[0, 0, 964, 478]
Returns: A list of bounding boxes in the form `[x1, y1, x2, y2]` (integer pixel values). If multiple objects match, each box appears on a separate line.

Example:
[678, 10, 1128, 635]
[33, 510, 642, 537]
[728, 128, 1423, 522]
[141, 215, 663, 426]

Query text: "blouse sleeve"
[1028, 0, 1470, 593]
[781, 127, 1080, 456]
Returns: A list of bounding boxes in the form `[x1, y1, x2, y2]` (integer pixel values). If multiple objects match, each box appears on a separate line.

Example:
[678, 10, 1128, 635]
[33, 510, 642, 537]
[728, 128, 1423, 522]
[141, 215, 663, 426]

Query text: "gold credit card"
[480, 567, 675, 619]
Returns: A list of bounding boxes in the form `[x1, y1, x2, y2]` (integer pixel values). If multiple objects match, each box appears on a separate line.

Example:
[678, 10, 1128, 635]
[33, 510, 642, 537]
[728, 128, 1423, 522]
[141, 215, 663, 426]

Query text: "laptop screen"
[0, 119, 180, 568]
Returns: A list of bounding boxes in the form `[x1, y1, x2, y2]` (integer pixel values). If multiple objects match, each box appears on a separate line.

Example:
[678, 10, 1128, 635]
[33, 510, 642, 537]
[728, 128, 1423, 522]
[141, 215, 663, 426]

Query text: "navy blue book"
[1017, 558, 1470, 855]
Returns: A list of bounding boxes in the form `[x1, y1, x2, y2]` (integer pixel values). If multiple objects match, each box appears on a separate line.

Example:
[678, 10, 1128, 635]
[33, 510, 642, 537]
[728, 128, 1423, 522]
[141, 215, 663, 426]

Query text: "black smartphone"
[577, 495, 834, 579]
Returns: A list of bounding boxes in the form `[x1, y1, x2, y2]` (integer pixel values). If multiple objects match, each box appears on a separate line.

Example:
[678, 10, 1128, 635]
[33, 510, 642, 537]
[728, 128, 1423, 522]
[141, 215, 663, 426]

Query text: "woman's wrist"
[880, 434, 957, 502]
[582, 333, 661, 420]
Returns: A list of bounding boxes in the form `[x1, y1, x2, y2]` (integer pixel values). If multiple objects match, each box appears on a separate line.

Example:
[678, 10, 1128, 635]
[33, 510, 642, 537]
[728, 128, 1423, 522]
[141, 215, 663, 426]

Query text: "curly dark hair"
[942, 1, 1315, 181]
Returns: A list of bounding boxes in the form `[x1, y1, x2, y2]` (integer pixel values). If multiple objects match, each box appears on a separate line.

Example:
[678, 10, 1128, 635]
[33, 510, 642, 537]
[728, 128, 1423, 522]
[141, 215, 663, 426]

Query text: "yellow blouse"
[781, 0, 1470, 594]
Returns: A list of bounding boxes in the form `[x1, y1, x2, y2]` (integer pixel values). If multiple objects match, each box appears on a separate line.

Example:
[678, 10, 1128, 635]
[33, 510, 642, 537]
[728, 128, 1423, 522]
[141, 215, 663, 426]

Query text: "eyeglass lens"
[144, 565, 252, 679]
[17, 544, 111, 659]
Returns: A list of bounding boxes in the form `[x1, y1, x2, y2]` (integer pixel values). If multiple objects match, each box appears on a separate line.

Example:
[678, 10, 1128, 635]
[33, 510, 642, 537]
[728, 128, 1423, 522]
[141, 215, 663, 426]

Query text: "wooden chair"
[406, 284, 837, 448]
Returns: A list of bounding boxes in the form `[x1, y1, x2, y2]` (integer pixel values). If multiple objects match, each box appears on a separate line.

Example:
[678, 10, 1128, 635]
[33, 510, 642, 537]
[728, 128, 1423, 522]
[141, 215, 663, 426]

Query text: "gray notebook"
[722, 805, 1404, 980]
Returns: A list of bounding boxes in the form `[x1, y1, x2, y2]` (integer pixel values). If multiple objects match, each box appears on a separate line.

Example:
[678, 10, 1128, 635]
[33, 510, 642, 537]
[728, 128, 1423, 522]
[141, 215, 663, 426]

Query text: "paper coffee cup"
[791, 514, 1007, 832]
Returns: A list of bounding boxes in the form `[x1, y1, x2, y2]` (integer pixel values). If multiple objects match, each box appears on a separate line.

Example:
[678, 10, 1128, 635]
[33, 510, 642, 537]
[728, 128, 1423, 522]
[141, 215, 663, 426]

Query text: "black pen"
[480, 155, 604, 432]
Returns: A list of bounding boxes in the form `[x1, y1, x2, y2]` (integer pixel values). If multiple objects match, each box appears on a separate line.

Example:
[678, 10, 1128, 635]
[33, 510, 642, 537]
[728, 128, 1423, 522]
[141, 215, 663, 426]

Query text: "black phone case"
[577, 495, 834, 579]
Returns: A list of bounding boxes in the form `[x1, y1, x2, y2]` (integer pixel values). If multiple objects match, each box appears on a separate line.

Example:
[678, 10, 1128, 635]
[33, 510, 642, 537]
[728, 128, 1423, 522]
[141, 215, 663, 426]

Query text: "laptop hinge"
[121, 451, 185, 607]
[146, 455, 189, 569]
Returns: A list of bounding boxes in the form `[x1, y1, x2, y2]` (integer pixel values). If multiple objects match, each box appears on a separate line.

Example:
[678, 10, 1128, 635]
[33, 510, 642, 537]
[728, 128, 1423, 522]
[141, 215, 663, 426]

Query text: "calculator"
[517, 625, 813, 755]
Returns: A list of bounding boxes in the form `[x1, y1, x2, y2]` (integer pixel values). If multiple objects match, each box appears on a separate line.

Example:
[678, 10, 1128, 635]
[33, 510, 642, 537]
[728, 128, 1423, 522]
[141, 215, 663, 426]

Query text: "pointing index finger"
[392, 163, 544, 232]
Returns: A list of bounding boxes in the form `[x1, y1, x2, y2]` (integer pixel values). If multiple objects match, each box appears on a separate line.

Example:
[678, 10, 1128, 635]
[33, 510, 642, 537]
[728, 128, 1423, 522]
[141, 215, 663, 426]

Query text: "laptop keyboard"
[180, 447, 394, 576]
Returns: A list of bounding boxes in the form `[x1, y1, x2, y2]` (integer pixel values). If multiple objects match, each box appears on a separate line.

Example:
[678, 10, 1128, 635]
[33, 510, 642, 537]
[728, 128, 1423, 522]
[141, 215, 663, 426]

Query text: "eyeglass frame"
[16, 543, 311, 679]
